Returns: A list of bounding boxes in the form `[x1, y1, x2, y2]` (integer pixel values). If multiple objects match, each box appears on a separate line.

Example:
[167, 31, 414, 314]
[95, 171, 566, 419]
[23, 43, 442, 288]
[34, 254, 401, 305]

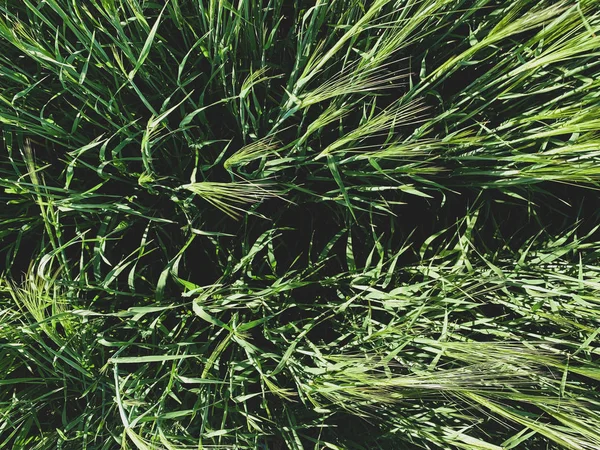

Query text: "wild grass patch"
[1, 0, 600, 448]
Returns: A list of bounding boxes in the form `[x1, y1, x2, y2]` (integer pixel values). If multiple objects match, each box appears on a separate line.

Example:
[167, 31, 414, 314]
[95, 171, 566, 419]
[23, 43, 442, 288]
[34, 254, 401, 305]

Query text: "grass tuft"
[1, 0, 600, 449]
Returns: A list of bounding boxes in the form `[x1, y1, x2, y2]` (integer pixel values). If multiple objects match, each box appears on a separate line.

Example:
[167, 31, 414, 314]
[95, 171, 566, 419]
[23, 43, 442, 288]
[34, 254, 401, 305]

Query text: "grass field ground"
[1, 0, 600, 448]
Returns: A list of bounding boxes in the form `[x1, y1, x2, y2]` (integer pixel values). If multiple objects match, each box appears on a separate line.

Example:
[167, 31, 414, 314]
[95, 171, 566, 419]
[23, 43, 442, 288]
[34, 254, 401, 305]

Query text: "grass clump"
[1, 0, 600, 449]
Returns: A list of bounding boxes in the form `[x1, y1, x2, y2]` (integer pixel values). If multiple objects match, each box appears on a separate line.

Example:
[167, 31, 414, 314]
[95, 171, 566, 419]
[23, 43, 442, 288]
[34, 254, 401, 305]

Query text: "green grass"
[1, 0, 600, 448]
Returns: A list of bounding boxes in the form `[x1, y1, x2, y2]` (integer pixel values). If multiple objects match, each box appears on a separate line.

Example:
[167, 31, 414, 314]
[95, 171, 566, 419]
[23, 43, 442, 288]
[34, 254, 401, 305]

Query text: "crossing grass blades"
[1, 0, 600, 449]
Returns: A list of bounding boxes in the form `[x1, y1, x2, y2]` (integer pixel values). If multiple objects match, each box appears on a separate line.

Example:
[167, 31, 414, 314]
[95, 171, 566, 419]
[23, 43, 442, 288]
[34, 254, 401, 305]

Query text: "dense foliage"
[1, 0, 600, 448]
